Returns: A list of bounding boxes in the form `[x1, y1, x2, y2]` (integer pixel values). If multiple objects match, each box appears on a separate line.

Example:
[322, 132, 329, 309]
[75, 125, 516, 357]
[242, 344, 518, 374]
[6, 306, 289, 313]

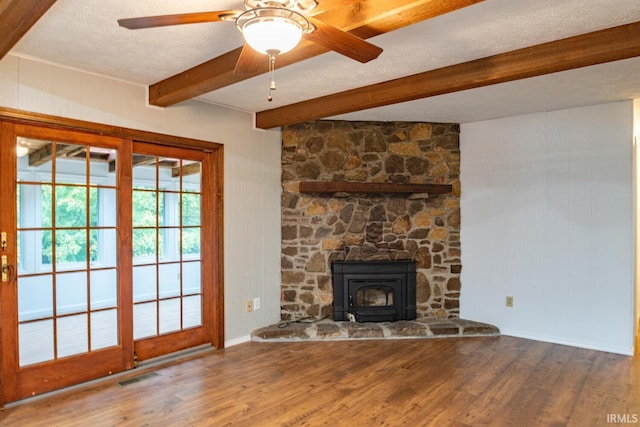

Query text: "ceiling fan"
[118, 0, 383, 101]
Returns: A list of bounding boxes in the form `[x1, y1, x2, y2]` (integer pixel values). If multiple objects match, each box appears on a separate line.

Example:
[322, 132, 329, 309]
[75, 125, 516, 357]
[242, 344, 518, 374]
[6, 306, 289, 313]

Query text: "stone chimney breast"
[280, 120, 461, 321]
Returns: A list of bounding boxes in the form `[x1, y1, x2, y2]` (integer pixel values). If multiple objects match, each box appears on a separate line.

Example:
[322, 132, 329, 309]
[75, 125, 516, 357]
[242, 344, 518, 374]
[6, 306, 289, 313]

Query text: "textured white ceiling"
[11, 0, 640, 124]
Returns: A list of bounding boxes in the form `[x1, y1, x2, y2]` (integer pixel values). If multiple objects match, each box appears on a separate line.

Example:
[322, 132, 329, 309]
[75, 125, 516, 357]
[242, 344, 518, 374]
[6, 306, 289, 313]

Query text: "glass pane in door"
[132, 155, 203, 340]
[16, 138, 119, 366]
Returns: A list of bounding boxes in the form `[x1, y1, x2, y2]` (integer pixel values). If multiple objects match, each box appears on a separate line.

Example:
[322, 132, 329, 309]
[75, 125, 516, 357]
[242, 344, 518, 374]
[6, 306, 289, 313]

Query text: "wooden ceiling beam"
[132, 154, 157, 166]
[28, 143, 77, 167]
[172, 162, 201, 178]
[148, 0, 483, 107]
[28, 143, 54, 167]
[0, 0, 57, 60]
[255, 20, 640, 129]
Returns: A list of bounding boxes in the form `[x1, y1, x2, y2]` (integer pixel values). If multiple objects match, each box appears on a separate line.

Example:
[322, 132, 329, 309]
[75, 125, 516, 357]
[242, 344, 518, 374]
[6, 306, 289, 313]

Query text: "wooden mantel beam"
[0, 0, 57, 61]
[298, 181, 452, 194]
[148, 0, 483, 107]
[255, 21, 640, 129]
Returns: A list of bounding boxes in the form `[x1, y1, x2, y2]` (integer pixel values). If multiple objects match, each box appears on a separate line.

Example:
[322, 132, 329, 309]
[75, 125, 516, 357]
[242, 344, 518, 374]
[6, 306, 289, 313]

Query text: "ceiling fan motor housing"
[245, 0, 318, 13]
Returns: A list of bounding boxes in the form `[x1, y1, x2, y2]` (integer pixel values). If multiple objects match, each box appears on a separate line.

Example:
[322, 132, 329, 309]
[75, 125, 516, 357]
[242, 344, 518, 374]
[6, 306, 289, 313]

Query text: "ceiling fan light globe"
[237, 7, 310, 55]
[16, 144, 29, 157]
[243, 17, 303, 54]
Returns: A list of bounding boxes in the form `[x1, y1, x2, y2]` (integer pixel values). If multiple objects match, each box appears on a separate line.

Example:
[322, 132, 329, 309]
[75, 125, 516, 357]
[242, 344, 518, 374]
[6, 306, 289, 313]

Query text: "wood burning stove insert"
[332, 260, 416, 322]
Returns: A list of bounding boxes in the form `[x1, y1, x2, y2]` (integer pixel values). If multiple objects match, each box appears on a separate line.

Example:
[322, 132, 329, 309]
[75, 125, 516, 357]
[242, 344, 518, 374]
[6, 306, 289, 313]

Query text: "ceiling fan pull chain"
[268, 50, 278, 102]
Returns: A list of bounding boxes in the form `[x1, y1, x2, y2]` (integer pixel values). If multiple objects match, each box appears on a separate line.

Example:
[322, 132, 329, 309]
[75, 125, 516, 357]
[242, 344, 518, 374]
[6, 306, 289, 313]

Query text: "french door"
[0, 123, 219, 404]
[130, 142, 215, 361]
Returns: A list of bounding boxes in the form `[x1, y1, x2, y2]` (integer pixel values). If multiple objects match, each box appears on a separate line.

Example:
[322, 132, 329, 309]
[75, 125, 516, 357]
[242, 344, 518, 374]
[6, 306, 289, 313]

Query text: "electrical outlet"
[253, 297, 261, 311]
[246, 300, 253, 312]
[506, 296, 514, 307]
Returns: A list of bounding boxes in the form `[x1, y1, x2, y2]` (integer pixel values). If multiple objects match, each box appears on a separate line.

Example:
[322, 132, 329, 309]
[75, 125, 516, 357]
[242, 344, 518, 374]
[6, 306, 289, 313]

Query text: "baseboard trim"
[225, 335, 251, 347]
[501, 329, 634, 356]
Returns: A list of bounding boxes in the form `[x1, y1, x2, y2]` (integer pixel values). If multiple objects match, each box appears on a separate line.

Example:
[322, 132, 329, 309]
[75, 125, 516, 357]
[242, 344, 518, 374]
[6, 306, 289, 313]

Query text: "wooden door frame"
[0, 121, 16, 408]
[0, 108, 224, 407]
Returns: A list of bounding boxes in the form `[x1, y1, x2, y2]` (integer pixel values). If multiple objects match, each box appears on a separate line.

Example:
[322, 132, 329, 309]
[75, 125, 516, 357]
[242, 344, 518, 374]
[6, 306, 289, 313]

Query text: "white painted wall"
[460, 101, 635, 355]
[0, 54, 282, 346]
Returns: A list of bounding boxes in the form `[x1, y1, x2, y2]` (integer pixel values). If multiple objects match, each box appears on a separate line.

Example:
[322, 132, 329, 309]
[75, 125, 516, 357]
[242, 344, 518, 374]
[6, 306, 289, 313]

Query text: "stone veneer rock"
[281, 120, 461, 321]
[252, 319, 499, 342]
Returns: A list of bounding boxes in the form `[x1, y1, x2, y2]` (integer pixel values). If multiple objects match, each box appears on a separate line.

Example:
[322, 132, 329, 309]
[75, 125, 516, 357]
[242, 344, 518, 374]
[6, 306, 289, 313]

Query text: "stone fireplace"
[281, 120, 461, 321]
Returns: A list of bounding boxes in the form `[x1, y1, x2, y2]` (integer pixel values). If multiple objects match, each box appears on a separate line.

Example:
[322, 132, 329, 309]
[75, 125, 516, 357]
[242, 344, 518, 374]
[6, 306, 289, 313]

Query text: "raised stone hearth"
[251, 318, 499, 342]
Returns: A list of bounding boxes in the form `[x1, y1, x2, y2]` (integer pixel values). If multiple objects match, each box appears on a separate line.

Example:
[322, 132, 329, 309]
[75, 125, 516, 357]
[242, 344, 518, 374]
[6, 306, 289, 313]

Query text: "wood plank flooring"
[1, 336, 639, 426]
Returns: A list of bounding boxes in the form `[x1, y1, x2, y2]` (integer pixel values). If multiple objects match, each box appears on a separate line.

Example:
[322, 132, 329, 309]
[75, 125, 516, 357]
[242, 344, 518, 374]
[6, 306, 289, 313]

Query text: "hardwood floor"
[1, 336, 639, 426]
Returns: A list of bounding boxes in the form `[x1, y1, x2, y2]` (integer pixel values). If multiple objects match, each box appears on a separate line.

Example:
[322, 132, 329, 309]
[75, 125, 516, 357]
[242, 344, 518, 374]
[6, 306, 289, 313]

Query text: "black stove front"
[332, 260, 416, 322]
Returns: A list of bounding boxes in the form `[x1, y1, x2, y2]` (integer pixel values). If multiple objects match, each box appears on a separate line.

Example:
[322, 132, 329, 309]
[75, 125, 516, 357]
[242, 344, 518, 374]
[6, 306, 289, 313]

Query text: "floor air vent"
[118, 372, 159, 387]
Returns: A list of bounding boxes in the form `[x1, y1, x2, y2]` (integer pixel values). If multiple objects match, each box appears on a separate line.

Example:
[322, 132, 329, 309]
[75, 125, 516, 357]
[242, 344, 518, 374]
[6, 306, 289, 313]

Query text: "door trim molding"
[0, 107, 223, 152]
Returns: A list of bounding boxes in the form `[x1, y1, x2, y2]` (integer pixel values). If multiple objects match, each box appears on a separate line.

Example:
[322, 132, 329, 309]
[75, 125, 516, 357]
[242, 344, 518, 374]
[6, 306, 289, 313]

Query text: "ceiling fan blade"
[305, 16, 383, 63]
[310, 0, 362, 15]
[234, 44, 268, 75]
[118, 11, 241, 29]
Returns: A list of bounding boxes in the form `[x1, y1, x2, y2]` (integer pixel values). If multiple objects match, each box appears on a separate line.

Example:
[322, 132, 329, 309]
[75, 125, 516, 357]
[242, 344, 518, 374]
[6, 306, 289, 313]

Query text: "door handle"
[1, 255, 6, 282]
[1, 255, 15, 283]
